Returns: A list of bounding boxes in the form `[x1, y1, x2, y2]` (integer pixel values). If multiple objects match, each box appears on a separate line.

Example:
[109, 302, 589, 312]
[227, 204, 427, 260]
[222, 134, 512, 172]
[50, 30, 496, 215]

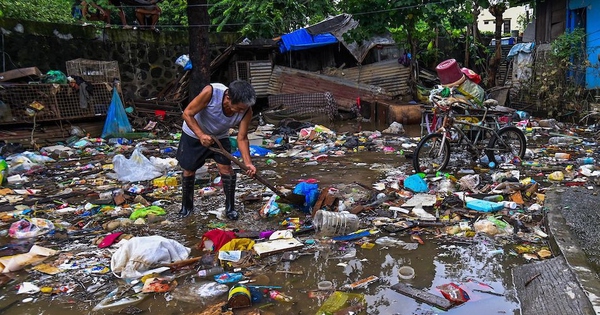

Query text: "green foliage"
[518, 28, 596, 117]
[0, 0, 73, 23]
[208, 0, 338, 38]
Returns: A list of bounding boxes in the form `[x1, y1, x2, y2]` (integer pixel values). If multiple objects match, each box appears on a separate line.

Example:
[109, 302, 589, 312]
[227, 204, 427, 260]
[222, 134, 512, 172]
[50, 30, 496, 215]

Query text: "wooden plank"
[390, 283, 453, 311]
[512, 256, 595, 315]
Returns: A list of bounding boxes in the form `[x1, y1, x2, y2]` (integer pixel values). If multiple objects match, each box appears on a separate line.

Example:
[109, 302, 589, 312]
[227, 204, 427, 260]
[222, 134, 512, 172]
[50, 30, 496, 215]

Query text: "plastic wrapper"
[113, 148, 163, 182]
[9, 218, 55, 239]
[437, 282, 470, 304]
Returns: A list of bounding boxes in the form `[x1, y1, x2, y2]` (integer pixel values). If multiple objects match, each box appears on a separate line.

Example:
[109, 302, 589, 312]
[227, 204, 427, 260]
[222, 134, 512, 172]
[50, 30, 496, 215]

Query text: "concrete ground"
[542, 185, 600, 314]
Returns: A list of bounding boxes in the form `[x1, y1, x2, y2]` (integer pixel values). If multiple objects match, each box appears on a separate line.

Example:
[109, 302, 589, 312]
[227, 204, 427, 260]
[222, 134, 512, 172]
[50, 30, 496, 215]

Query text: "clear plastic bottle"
[313, 210, 359, 236]
[548, 137, 574, 145]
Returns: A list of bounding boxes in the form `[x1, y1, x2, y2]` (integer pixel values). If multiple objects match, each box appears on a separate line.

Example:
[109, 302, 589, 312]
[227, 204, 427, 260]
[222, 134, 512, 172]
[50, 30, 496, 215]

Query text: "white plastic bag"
[113, 148, 163, 182]
[110, 236, 190, 279]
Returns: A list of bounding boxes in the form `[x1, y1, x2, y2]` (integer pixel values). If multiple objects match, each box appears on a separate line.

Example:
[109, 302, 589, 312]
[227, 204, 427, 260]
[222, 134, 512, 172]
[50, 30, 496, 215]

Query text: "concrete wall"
[0, 18, 238, 101]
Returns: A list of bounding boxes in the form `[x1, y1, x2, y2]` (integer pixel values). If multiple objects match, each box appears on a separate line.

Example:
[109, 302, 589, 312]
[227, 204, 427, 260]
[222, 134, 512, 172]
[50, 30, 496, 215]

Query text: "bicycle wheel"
[413, 133, 450, 174]
[486, 126, 526, 165]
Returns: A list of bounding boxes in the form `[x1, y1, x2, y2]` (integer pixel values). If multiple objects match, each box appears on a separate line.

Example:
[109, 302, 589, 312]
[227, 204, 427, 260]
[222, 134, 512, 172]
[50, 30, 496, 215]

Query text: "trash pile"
[0, 112, 597, 314]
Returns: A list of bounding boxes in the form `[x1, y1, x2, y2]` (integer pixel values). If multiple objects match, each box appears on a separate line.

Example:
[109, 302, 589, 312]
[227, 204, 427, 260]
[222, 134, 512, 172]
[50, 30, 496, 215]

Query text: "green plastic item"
[129, 205, 166, 220]
[316, 291, 366, 315]
[487, 216, 508, 229]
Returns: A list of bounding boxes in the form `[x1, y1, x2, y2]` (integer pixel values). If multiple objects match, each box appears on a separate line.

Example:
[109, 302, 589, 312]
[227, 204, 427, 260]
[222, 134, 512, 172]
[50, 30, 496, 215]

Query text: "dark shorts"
[176, 132, 232, 171]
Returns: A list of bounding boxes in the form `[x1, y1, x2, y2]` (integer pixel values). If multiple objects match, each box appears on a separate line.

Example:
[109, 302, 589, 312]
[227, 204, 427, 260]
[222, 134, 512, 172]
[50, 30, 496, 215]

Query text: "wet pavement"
[0, 118, 596, 315]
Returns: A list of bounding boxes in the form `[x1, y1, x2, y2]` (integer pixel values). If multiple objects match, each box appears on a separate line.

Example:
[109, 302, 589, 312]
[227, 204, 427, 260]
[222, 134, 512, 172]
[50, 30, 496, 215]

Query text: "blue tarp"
[279, 28, 338, 53]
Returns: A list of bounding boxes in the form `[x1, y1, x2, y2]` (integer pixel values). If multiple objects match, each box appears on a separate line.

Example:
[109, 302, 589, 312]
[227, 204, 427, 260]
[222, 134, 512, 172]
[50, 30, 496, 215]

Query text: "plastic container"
[313, 210, 360, 236]
[398, 266, 415, 280]
[228, 284, 252, 309]
[436, 59, 464, 85]
[318, 281, 333, 290]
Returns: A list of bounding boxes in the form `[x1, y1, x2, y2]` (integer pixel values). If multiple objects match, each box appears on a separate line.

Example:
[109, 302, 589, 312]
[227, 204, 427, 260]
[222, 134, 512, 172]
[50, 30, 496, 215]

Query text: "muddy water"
[0, 121, 519, 315]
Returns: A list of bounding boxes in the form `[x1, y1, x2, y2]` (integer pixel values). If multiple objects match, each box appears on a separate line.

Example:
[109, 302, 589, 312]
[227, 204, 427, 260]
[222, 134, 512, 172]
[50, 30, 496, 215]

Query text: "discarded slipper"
[98, 232, 124, 248]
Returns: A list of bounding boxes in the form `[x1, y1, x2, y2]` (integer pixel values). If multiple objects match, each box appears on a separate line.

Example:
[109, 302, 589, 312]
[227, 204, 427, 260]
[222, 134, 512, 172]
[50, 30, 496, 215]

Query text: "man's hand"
[199, 134, 213, 147]
[244, 163, 256, 177]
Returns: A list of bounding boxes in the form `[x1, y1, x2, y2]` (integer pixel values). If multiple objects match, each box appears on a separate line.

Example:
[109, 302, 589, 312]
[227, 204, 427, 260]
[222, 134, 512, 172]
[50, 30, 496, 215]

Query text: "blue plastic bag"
[101, 88, 132, 138]
[403, 174, 428, 193]
[233, 145, 271, 157]
[293, 182, 319, 213]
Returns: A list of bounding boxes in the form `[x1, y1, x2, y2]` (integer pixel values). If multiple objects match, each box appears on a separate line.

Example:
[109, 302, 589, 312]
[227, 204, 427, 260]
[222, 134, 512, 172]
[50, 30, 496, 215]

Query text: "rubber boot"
[179, 175, 196, 218]
[221, 174, 239, 220]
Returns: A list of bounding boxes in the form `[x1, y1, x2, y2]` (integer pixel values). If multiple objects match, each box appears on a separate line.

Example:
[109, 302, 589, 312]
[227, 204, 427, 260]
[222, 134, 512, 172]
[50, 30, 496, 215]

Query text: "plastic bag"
[110, 236, 190, 279]
[101, 88, 132, 139]
[42, 70, 67, 84]
[113, 148, 162, 182]
[9, 218, 55, 238]
[437, 282, 470, 304]
[293, 182, 319, 213]
[232, 145, 272, 157]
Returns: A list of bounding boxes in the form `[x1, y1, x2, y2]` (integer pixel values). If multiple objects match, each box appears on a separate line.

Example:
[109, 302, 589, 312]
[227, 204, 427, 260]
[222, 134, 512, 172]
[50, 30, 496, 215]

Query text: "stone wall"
[0, 19, 238, 101]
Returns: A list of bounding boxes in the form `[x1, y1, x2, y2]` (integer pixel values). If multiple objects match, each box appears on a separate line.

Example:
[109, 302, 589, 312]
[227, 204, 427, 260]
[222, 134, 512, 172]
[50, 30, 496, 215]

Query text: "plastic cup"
[398, 266, 415, 280]
[318, 281, 333, 290]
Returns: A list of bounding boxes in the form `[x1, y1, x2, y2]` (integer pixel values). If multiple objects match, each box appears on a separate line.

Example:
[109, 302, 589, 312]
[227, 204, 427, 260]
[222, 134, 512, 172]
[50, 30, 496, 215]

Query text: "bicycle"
[413, 95, 526, 174]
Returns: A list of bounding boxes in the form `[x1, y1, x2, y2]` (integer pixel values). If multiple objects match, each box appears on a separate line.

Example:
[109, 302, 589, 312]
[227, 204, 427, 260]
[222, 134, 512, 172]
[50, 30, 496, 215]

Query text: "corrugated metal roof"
[335, 59, 411, 97]
[268, 66, 392, 109]
[249, 61, 272, 97]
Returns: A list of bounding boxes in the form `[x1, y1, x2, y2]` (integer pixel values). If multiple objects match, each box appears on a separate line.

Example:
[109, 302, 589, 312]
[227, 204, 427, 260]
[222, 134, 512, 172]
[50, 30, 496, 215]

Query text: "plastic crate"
[66, 59, 121, 83]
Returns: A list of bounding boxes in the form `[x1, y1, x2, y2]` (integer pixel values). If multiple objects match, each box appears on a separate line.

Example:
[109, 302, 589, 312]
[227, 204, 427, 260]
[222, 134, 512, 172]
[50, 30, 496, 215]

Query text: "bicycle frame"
[433, 106, 506, 158]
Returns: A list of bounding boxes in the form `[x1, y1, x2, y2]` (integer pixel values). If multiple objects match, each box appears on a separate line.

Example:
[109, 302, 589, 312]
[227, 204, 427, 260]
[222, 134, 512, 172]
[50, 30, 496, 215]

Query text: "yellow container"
[153, 176, 178, 188]
[228, 284, 251, 309]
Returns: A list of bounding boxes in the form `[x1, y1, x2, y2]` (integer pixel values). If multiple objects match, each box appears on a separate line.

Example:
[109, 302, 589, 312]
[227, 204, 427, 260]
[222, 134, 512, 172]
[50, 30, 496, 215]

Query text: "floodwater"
[0, 120, 524, 315]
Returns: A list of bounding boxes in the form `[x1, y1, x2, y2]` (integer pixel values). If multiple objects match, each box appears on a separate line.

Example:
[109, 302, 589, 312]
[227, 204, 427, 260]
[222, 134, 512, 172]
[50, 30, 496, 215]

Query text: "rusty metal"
[0, 83, 113, 125]
[268, 66, 392, 110]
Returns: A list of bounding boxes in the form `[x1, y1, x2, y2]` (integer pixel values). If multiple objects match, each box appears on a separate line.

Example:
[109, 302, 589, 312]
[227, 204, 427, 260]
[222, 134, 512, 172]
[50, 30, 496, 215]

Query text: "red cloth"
[200, 229, 236, 251]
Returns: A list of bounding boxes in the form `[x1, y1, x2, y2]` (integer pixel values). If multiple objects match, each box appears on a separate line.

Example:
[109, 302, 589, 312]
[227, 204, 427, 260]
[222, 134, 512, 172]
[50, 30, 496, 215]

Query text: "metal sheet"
[249, 61, 272, 97]
[338, 59, 411, 97]
[267, 66, 391, 110]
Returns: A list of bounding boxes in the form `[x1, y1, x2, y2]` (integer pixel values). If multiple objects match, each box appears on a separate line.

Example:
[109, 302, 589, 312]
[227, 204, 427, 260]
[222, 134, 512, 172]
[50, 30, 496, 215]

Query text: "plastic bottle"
[0, 159, 7, 185]
[577, 157, 595, 165]
[258, 112, 266, 126]
[160, 147, 174, 154]
[548, 137, 574, 145]
[197, 266, 225, 278]
[313, 210, 359, 236]
[483, 195, 504, 202]
[554, 152, 570, 160]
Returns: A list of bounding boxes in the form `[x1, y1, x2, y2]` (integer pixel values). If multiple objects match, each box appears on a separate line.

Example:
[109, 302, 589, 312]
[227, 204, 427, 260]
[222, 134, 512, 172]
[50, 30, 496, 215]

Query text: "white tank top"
[182, 83, 247, 139]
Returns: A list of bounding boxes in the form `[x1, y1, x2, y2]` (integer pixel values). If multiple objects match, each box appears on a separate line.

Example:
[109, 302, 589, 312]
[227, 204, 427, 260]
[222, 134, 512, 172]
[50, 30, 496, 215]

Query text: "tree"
[187, 0, 210, 98]
[0, 0, 73, 23]
[208, 0, 338, 39]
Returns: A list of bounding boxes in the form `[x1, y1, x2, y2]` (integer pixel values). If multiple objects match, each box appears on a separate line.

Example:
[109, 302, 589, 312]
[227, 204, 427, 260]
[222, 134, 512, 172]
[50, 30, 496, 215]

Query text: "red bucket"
[436, 59, 464, 85]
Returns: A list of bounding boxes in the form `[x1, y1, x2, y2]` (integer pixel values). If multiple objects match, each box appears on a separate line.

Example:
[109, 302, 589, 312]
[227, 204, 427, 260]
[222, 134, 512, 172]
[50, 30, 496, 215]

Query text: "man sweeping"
[176, 80, 257, 220]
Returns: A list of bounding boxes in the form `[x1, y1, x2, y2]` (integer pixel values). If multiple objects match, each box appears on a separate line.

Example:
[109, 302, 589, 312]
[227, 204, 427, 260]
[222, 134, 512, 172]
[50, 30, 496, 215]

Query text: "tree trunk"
[187, 0, 210, 102]
[487, 4, 506, 88]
